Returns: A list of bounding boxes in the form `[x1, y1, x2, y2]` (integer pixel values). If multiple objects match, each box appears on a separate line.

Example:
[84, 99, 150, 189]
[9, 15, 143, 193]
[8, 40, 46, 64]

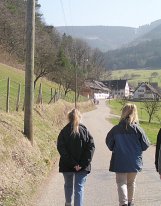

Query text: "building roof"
[84, 80, 110, 92]
[94, 80, 110, 92]
[101, 80, 127, 90]
[134, 82, 161, 97]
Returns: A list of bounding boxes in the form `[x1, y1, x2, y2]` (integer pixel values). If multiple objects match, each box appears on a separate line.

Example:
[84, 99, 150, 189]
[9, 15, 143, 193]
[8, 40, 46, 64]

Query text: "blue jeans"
[63, 172, 88, 206]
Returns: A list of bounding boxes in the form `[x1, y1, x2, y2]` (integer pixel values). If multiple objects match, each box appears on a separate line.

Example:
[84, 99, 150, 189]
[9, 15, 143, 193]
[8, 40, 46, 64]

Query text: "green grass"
[107, 69, 161, 87]
[0, 63, 87, 111]
[107, 99, 161, 122]
[107, 100, 161, 144]
[0, 64, 57, 111]
[3, 196, 17, 206]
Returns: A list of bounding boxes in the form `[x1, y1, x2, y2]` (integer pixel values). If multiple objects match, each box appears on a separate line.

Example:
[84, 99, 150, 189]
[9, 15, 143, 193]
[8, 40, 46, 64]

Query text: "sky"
[38, 0, 161, 28]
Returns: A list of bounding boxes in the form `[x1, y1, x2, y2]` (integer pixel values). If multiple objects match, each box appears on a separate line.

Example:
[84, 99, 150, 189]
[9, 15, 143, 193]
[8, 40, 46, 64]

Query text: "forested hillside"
[131, 19, 161, 45]
[56, 20, 161, 52]
[57, 20, 161, 70]
[0, 0, 105, 95]
[104, 39, 161, 70]
[1, 0, 161, 72]
[57, 26, 136, 51]
[103, 20, 161, 70]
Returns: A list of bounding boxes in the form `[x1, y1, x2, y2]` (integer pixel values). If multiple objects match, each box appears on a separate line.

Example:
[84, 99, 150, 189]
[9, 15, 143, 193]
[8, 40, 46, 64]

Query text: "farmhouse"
[133, 82, 161, 100]
[81, 80, 110, 99]
[102, 79, 130, 98]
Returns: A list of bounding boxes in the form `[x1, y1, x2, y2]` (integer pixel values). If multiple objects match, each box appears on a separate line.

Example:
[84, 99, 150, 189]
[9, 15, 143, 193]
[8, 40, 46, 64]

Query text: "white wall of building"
[125, 82, 130, 97]
[111, 81, 129, 98]
[94, 93, 109, 99]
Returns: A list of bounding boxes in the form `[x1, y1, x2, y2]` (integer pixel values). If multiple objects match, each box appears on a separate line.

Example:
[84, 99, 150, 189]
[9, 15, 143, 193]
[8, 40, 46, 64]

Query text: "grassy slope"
[0, 100, 94, 206]
[0, 63, 58, 111]
[109, 69, 161, 87]
[0, 64, 94, 206]
[0, 63, 86, 112]
[107, 100, 161, 144]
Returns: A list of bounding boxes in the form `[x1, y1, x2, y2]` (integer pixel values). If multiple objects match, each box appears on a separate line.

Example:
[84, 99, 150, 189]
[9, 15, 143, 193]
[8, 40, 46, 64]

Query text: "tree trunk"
[148, 114, 152, 123]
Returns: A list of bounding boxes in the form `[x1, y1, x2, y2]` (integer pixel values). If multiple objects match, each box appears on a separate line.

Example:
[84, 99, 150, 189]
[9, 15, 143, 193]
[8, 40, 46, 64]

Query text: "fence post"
[22, 99, 25, 111]
[6, 77, 10, 113]
[37, 83, 43, 104]
[16, 83, 21, 112]
[50, 88, 53, 102]
[54, 89, 57, 102]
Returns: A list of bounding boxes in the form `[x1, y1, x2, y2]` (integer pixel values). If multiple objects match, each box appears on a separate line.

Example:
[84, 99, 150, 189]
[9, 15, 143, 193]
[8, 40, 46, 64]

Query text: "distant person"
[93, 96, 99, 105]
[155, 128, 161, 178]
[57, 109, 95, 206]
[105, 103, 150, 206]
[93, 96, 96, 104]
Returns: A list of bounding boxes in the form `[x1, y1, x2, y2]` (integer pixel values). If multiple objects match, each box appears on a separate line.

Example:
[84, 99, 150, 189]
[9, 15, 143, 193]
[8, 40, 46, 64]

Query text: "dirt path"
[33, 100, 161, 206]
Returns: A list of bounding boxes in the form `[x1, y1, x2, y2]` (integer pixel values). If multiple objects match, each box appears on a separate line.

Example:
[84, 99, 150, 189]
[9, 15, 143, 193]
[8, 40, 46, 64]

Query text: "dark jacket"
[106, 120, 150, 173]
[57, 123, 95, 173]
[155, 128, 161, 172]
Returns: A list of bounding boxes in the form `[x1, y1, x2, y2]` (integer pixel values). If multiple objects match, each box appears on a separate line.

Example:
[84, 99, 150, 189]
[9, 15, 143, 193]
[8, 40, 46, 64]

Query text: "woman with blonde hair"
[106, 103, 150, 206]
[57, 109, 95, 206]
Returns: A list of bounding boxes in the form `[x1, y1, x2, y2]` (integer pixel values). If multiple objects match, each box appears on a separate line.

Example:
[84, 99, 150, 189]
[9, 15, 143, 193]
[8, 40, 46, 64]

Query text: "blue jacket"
[155, 128, 161, 172]
[106, 120, 150, 173]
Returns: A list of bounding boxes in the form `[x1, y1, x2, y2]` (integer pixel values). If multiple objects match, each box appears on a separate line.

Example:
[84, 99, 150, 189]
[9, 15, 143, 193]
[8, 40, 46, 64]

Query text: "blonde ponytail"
[68, 109, 81, 134]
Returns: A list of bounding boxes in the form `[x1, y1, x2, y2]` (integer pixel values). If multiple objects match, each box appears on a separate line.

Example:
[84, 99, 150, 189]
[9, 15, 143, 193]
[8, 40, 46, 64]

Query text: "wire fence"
[0, 78, 78, 113]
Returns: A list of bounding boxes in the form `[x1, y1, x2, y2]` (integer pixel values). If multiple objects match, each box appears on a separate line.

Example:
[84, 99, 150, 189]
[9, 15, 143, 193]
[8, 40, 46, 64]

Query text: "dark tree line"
[104, 39, 161, 70]
[0, 0, 105, 96]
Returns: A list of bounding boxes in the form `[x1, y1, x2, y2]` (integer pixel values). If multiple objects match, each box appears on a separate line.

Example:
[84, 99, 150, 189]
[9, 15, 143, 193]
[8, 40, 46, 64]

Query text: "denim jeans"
[63, 172, 88, 206]
[116, 173, 137, 206]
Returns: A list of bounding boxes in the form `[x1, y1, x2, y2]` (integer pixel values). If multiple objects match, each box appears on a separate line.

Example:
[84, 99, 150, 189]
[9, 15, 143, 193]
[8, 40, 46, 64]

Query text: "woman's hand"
[74, 165, 82, 171]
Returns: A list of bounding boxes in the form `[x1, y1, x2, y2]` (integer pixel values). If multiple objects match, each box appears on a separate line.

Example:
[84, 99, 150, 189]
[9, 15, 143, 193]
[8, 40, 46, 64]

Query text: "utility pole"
[75, 62, 77, 108]
[74, 51, 78, 109]
[24, 0, 35, 144]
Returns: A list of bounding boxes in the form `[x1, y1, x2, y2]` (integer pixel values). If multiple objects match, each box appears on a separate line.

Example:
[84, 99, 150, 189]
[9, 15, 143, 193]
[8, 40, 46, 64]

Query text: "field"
[107, 99, 161, 144]
[0, 63, 86, 111]
[106, 69, 161, 87]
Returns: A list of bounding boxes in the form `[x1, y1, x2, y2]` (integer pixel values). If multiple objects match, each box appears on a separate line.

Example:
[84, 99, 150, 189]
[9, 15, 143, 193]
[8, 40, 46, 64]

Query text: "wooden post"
[22, 98, 25, 111]
[37, 83, 43, 104]
[6, 77, 10, 113]
[75, 66, 77, 108]
[24, 0, 35, 144]
[16, 83, 21, 112]
[54, 89, 57, 102]
[51, 88, 53, 102]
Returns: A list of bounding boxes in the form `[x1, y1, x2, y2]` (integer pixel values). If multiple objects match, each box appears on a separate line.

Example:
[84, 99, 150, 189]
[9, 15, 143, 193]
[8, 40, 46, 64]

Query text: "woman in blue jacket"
[57, 109, 95, 206]
[155, 128, 161, 178]
[106, 103, 150, 206]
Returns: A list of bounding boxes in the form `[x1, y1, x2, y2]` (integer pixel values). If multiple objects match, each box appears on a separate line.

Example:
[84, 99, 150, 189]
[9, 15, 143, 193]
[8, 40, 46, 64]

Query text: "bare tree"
[142, 100, 161, 123]
[52, 36, 91, 97]
[89, 48, 105, 80]
[34, 26, 60, 88]
[117, 98, 128, 110]
[71, 39, 91, 99]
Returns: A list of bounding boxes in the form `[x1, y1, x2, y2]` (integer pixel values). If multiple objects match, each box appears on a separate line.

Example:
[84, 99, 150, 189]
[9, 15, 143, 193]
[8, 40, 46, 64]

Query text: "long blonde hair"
[120, 103, 139, 125]
[68, 109, 81, 134]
